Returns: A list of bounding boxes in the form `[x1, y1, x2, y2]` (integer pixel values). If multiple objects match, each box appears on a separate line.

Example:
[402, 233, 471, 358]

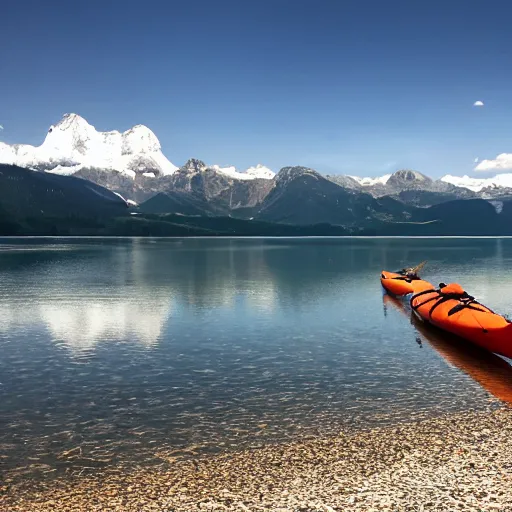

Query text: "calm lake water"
[1, 237, 512, 480]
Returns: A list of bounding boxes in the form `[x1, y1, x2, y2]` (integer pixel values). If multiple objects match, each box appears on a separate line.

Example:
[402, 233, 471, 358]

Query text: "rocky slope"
[165, 159, 274, 211]
[217, 166, 413, 227]
[1, 163, 512, 236]
[327, 169, 477, 203]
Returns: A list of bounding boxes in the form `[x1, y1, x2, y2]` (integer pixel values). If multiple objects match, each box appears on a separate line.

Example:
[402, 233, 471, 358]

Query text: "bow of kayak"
[381, 270, 434, 296]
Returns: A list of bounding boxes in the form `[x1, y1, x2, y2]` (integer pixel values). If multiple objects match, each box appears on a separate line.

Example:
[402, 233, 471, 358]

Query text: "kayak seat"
[411, 283, 497, 322]
[405, 277, 512, 359]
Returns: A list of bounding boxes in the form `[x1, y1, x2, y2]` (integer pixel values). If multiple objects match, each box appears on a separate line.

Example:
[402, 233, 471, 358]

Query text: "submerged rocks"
[2, 408, 512, 511]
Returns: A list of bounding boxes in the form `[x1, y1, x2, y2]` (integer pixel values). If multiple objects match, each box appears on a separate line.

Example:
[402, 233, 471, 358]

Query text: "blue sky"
[2, 0, 512, 177]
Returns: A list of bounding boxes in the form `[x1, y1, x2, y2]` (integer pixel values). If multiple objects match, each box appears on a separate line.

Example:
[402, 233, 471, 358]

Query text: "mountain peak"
[245, 164, 275, 179]
[276, 166, 321, 183]
[51, 113, 92, 132]
[121, 124, 161, 154]
[389, 169, 431, 184]
[181, 158, 208, 173]
[58, 112, 85, 122]
[0, 114, 178, 177]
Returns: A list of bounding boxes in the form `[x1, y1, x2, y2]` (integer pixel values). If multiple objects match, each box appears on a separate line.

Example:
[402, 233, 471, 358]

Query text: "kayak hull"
[410, 288, 512, 360]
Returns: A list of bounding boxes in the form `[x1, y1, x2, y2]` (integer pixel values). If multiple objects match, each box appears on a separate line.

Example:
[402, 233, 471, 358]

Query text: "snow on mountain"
[210, 165, 243, 179]
[245, 164, 275, 179]
[0, 113, 275, 184]
[210, 163, 275, 180]
[44, 164, 83, 176]
[0, 113, 178, 178]
[348, 174, 391, 186]
[441, 173, 512, 192]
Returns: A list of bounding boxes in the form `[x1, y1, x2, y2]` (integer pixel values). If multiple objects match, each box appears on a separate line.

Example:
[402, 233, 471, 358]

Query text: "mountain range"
[2, 113, 512, 235]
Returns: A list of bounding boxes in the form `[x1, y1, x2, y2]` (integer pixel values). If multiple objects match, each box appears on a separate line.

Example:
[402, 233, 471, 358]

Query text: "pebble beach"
[2, 407, 512, 512]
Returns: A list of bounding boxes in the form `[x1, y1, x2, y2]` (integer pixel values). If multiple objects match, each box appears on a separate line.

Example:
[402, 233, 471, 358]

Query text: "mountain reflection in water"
[1, 237, 511, 481]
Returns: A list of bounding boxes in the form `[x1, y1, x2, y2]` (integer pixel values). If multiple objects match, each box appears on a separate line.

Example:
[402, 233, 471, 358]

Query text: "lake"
[1, 237, 512, 481]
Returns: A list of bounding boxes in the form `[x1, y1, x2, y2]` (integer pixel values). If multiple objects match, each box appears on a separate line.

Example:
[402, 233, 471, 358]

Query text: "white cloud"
[474, 157, 479, 163]
[0, 125, 3, 130]
[475, 153, 512, 172]
[473, 100, 484, 107]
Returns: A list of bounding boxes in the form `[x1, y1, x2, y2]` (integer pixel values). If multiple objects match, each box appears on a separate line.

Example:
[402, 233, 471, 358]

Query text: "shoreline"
[3, 235, 512, 239]
[2, 407, 512, 511]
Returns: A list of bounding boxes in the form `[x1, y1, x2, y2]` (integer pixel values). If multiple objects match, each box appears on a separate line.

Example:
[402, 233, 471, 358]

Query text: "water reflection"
[40, 300, 172, 350]
[0, 243, 175, 352]
[0, 237, 511, 481]
[0, 236, 510, 355]
[383, 294, 512, 405]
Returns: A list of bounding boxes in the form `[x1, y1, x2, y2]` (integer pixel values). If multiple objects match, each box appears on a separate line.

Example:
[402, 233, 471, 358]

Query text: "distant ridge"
[3, 115, 512, 226]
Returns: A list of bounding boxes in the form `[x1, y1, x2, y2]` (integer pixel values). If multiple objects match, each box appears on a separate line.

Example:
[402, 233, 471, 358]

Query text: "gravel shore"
[2, 407, 512, 511]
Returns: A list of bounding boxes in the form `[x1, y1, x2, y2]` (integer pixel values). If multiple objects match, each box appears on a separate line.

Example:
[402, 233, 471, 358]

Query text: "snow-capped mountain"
[5, 112, 512, 214]
[0, 113, 276, 185]
[0, 113, 178, 178]
[345, 170, 512, 197]
[348, 174, 391, 186]
[441, 173, 512, 192]
[326, 169, 479, 206]
[210, 163, 275, 180]
[245, 164, 275, 180]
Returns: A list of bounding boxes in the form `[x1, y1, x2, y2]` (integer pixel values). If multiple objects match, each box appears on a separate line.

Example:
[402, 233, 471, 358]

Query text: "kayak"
[383, 294, 512, 405]
[410, 282, 512, 360]
[380, 270, 434, 296]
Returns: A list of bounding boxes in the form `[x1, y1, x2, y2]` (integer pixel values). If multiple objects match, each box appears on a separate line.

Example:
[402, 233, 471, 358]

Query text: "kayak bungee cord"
[381, 267, 512, 360]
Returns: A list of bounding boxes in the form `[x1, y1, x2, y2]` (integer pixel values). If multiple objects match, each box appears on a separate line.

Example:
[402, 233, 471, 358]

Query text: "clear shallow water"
[1, 237, 512, 480]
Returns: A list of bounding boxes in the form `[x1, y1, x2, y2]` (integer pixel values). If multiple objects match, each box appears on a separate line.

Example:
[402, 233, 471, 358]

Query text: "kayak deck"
[410, 284, 512, 360]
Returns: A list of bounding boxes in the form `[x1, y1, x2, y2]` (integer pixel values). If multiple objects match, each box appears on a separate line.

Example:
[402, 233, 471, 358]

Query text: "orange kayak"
[383, 294, 512, 405]
[410, 282, 512, 360]
[380, 270, 434, 296]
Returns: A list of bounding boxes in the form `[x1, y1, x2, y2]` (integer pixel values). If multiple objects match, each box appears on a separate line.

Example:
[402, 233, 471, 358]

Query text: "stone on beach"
[2, 408, 512, 511]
